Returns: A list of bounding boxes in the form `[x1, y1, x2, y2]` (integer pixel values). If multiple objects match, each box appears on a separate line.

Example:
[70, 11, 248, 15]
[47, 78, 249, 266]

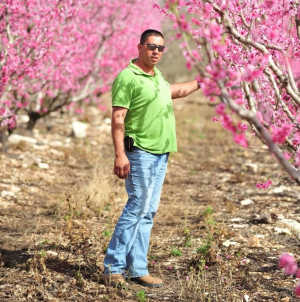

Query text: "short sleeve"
[111, 72, 134, 109]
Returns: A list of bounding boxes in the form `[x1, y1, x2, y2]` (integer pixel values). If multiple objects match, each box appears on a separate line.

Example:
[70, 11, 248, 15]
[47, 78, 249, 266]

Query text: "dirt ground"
[1, 92, 300, 302]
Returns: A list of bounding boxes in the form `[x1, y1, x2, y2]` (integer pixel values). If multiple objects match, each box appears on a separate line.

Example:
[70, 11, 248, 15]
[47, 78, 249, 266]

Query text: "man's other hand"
[114, 154, 130, 179]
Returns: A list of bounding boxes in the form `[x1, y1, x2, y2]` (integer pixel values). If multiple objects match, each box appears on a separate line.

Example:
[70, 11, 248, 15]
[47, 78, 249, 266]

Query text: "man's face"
[138, 35, 165, 67]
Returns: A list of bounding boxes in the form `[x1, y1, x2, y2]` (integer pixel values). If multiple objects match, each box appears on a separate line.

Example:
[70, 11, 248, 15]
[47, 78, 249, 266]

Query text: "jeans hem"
[129, 272, 149, 278]
[103, 269, 124, 276]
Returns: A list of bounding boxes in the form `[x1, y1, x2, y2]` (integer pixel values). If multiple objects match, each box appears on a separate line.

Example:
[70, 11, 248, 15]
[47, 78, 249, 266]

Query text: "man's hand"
[114, 154, 130, 179]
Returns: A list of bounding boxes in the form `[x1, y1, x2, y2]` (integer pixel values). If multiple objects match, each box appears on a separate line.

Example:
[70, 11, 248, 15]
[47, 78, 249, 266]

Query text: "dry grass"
[1, 96, 300, 301]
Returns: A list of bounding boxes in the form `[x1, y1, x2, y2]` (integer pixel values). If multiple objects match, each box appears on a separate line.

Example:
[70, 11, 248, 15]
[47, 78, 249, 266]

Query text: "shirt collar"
[128, 59, 159, 77]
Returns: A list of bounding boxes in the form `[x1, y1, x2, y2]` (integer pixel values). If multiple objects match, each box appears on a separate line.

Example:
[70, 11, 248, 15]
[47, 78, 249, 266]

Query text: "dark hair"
[140, 29, 164, 44]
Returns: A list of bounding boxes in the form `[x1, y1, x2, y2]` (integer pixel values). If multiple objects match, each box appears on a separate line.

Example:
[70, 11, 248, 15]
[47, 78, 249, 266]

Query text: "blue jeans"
[103, 148, 169, 277]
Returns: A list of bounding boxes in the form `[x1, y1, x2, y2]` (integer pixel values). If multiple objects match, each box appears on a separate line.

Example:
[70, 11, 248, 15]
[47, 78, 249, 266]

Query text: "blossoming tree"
[0, 0, 161, 130]
[155, 0, 300, 186]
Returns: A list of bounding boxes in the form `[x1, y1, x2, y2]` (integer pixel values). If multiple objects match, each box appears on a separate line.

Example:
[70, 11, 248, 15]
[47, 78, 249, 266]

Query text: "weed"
[191, 236, 216, 269]
[196, 238, 213, 256]
[102, 230, 112, 237]
[149, 255, 157, 261]
[39, 239, 49, 245]
[29, 164, 38, 171]
[75, 268, 84, 288]
[189, 170, 196, 175]
[202, 206, 213, 217]
[183, 227, 192, 247]
[206, 217, 216, 226]
[40, 250, 47, 258]
[136, 289, 146, 302]
[171, 247, 182, 256]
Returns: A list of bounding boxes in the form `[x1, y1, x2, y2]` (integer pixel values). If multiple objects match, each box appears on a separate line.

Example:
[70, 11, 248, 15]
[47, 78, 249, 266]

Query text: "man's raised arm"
[169, 79, 200, 99]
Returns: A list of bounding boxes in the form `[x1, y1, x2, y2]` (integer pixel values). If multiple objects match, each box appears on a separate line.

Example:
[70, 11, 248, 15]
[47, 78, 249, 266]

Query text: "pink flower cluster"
[215, 103, 248, 148]
[156, 0, 300, 176]
[1, 0, 162, 128]
[272, 124, 293, 144]
[256, 180, 272, 189]
[278, 254, 300, 296]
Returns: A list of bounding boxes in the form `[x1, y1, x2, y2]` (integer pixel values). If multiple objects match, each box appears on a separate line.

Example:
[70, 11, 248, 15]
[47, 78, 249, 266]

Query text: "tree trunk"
[27, 112, 41, 131]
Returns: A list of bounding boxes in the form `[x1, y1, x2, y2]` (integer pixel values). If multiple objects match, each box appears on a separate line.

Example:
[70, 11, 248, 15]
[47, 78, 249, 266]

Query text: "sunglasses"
[142, 43, 165, 52]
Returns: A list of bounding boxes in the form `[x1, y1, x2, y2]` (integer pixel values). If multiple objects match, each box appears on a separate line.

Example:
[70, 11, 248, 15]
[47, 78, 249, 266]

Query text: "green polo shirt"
[112, 59, 177, 154]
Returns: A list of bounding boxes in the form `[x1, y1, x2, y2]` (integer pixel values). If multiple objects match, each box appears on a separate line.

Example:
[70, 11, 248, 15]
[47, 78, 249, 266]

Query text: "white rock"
[72, 121, 89, 138]
[50, 149, 64, 157]
[38, 163, 49, 170]
[243, 163, 258, 173]
[277, 219, 300, 234]
[90, 140, 98, 146]
[33, 129, 40, 135]
[49, 141, 64, 147]
[0, 200, 15, 208]
[17, 115, 30, 124]
[220, 176, 230, 183]
[46, 251, 58, 257]
[1, 191, 15, 198]
[103, 117, 111, 125]
[274, 227, 292, 235]
[33, 144, 49, 151]
[240, 199, 254, 206]
[7, 134, 37, 145]
[223, 240, 237, 247]
[229, 224, 249, 228]
[272, 186, 288, 193]
[230, 218, 245, 222]
[86, 106, 100, 116]
[98, 124, 111, 134]
[11, 186, 21, 193]
[33, 157, 42, 164]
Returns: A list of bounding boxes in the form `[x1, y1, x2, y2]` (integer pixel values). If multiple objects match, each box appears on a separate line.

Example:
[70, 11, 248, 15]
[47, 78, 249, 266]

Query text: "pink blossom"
[265, 0, 275, 9]
[215, 103, 226, 115]
[294, 149, 300, 167]
[267, 29, 278, 40]
[284, 262, 298, 275]
[256, 180, 272, 189]
[233, 133, 248, 148]
[278, 254, 298, 275]
[272, 124, 293, 144]
[185, 276, 190, 281]
[186, 61, 192, 71]
[75, 108, 84, 114]
[283, 153, 292, 160]
[295, 283, 300, 297]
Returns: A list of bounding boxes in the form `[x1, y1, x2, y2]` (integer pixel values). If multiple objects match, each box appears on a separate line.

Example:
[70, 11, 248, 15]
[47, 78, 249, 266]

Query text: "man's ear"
[137, 43, 142, 51]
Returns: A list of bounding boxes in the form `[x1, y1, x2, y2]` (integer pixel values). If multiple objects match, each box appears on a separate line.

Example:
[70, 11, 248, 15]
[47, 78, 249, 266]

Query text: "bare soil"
[1, 93, 300, 302]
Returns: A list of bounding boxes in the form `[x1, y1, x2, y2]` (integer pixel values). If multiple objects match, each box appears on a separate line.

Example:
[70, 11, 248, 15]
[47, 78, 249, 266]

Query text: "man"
[103, 29, 200, 288]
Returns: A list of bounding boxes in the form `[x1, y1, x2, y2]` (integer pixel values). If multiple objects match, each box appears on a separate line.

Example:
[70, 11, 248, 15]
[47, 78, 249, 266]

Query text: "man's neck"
[134, 58, 155, 76]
